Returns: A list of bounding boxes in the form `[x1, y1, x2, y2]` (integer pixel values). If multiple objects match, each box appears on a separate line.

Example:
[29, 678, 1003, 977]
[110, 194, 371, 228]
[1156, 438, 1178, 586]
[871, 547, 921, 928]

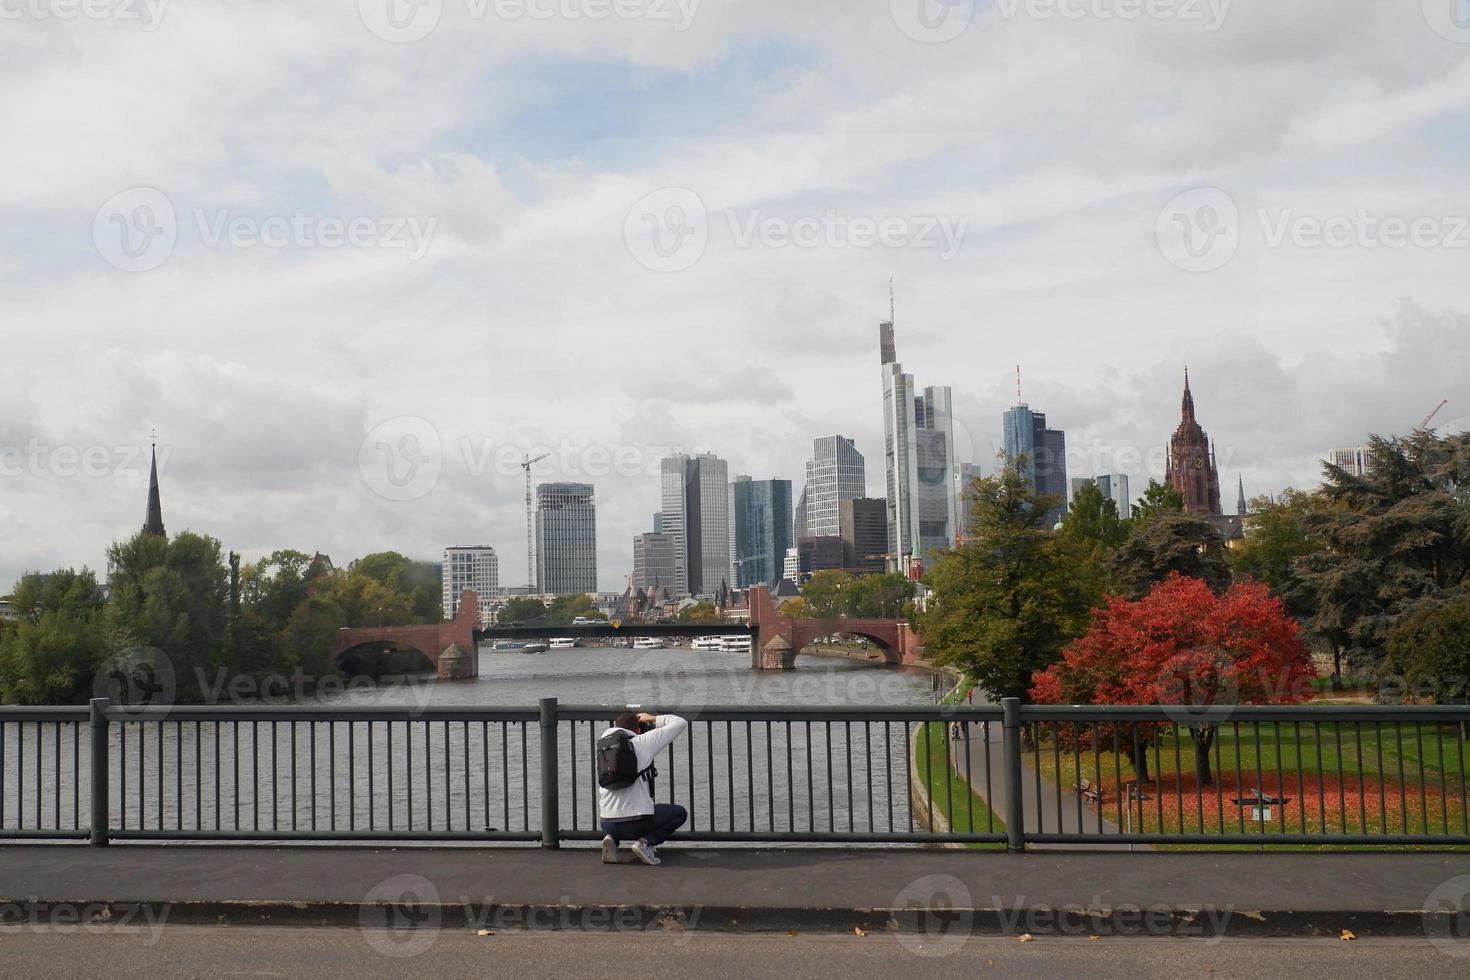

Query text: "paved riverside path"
[946, 718, 1132, 846]
[1, 845, 1465, 938]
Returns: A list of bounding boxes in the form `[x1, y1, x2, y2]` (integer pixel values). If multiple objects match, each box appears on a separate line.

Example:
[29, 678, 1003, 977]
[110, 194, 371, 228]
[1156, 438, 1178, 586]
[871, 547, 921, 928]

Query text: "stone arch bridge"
[329, 587, 925, 679]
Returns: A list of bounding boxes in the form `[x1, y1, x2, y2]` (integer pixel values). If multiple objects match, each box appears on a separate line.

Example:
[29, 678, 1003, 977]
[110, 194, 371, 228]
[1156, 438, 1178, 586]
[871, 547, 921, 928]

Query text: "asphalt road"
[0, 927, 1461, 979]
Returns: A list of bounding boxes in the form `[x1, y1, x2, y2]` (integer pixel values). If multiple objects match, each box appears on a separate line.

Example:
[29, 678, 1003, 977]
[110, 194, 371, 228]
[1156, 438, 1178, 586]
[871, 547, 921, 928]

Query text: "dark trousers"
[601, 804, 688, 847]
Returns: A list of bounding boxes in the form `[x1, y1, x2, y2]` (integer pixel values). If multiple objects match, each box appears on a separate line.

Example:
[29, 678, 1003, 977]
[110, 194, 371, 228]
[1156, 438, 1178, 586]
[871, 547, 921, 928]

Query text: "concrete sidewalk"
[2, 845, 1466, 939]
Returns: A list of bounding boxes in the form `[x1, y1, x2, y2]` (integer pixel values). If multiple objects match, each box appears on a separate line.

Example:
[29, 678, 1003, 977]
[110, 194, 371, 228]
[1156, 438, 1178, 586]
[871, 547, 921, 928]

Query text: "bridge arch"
[327, 591, 481, 680]
[747, 586, 924, 670]
[333, 641, 440, 676]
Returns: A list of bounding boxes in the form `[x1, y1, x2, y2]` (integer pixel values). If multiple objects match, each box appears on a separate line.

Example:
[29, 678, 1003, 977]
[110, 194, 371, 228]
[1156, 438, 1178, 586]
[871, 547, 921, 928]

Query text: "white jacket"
[596, 714, 688, 820]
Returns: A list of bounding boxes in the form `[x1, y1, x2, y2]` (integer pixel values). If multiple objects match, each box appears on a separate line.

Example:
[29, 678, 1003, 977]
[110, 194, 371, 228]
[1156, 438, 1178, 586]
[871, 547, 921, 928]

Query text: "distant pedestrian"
[596, 711, 688, 866]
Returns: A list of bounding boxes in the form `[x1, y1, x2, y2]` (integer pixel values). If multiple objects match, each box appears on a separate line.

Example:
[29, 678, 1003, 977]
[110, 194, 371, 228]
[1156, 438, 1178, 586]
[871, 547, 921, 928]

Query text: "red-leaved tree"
[1031, 573, 1316, 785]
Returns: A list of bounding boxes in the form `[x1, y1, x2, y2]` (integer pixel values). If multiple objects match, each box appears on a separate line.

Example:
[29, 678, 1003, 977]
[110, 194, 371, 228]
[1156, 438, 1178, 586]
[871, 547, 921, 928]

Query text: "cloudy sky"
[3, 0, 1469, 592]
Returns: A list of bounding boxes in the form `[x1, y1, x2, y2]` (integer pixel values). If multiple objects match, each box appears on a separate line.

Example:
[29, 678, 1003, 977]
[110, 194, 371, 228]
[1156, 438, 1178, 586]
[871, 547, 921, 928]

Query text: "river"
[1, 646, 945, 841]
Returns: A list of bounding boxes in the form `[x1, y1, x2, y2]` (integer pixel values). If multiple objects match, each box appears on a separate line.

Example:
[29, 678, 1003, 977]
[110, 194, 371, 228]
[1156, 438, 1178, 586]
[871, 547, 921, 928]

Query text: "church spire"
[143, 432, 165, 538]
[1182, 367, 1196, 422]
[1237, 475, 1247, 517]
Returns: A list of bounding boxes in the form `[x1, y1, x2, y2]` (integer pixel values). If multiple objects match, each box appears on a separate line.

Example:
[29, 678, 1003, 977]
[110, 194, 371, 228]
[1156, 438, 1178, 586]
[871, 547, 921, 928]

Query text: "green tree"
[1229, 489, 1322, 620]
[800, 569, 853, 618]
[498, 597, 547, 625]
[1385, 592, 1470, 702]
[0, 568, 113, 704]
[240, 550, 312, 633]
[678, 602, 720, 623]
[1298, 431, 1470, 677]
[351, 552, 441, 622]
[917, 463, 1099, 701]
[546, 593, 606, 625]
[1060, 481, 1128, 550]
[282, 592, 347, 680]
[1131, 479, 1185, 521]
[1107, 511, 1232, 599]
[842, 573, 917, 618]
[106, 531, 231, 700]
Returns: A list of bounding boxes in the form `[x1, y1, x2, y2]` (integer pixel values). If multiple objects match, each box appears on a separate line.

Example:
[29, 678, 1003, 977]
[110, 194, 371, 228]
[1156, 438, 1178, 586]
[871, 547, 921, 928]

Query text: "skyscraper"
[1003, 398, 1068, 528]
[880, 317, 959, 570]
[632, 533, 675, 592]
[955, 461, 978, 541]
[1070, 474, 1131, 519]
[535, 482, 597, 594]
[840, 497, 888, 575]
[1165, 370, 1223, 516]
[1326, 447, 1369, 478]
[731, 477, 793, 588]
[802, 435, 865, 538]
[659, 452, 729, 597]
[442, 546, 498, 627]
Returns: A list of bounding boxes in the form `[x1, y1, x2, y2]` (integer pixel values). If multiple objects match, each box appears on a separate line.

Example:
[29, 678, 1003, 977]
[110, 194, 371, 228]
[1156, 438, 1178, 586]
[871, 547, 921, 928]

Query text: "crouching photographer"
[596, 710, 688, 866]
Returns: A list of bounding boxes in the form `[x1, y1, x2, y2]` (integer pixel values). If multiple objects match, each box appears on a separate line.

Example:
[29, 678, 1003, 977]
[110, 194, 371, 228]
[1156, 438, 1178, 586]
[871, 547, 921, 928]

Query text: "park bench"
[1077, 777, 1104, 804]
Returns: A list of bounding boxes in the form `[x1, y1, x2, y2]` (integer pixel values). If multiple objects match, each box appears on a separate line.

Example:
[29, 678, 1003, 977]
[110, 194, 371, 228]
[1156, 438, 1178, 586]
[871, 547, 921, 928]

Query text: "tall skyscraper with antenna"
[879, 292, 958, 571]
[1002, 367, 1069, 528]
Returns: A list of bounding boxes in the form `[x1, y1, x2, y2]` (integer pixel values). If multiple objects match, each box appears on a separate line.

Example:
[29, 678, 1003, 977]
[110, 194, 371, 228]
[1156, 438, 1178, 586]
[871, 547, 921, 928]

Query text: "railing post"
[539, 697, 560, 849]
[1001, 697, 1025, 852]
[89, 698, 110, 847]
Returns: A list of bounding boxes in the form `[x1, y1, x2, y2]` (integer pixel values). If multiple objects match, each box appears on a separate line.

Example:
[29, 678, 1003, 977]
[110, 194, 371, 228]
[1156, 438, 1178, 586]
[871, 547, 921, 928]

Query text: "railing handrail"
[0, 706, 89, 721]
[3, 702, 1463, 722]
[3, 697, 1467, 851]
[1020, 703, 1470, 722]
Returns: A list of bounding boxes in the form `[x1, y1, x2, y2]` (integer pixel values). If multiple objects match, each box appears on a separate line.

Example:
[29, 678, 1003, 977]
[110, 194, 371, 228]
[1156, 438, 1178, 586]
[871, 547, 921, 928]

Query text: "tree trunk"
[1331, 647, 1343, 691]
[1190, 727, 1215, 787]
[1132, 739, 1152, 784]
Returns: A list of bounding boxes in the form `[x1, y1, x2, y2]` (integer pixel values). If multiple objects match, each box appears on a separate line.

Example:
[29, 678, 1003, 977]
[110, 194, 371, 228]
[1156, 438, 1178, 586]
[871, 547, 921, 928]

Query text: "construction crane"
[521, 452, 549, 590]
[1419, 400, 1448, 431]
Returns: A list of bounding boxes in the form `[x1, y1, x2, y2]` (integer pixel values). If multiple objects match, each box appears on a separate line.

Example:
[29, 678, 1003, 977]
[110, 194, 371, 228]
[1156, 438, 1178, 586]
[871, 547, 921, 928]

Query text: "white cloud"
[3, 2, 1468, 589]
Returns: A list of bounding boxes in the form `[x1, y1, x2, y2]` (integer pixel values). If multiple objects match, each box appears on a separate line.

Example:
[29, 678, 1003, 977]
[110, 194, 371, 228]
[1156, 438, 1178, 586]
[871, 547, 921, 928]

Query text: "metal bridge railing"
[0, 699, 1465, 848]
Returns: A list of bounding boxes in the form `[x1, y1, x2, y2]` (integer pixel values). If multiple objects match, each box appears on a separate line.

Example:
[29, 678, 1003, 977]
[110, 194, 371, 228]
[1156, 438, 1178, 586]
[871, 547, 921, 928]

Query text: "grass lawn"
[913, 719, 1004, 845]
[1029, 718, 1470, 847]
[909, 673, 1004, 848]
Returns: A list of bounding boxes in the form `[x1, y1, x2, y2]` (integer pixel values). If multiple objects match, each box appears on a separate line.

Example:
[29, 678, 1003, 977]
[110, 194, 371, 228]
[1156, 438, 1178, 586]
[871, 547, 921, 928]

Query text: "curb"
[3, 898, 1455, 938]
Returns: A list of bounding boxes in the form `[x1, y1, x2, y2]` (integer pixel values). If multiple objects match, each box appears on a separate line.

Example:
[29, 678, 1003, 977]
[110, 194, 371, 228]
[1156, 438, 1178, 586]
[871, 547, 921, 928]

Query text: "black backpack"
[596, 730, 655, 790]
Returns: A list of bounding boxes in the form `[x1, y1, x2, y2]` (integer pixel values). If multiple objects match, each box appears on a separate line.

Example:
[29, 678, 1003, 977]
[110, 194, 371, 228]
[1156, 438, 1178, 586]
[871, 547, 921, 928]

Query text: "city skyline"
[19, 343, 1462, 595]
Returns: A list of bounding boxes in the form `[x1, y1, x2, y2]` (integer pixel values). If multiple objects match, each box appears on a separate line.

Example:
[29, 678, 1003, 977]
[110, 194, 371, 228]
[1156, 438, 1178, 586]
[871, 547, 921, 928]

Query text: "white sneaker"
[629, 839, 661, 866]
[600, 835, 619, 864]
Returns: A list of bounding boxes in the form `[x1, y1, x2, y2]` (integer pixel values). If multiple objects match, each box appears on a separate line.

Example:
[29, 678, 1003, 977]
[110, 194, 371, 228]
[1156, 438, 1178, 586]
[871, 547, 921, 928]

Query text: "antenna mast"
[889, 278, 895, 325]
[1016, 365, 1022, 405]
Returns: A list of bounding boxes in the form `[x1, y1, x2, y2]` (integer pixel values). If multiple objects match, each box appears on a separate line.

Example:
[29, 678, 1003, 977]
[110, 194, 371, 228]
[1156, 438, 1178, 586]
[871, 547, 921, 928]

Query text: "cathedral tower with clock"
[1164, 369, 1223, 516]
